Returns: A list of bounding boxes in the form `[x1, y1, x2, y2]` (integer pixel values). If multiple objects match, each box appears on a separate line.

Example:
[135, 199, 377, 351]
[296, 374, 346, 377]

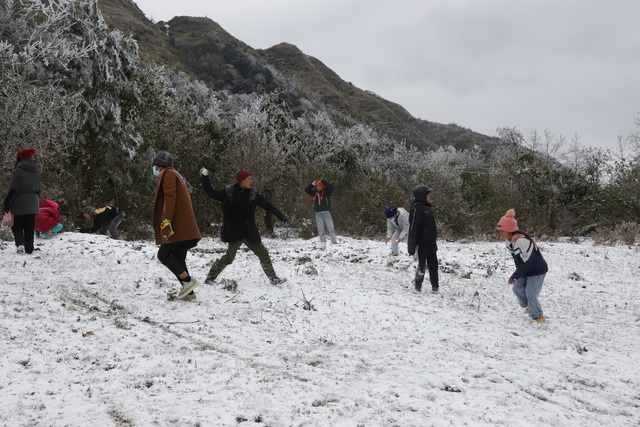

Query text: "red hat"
[236, 170, 252, 183]
[17, 148, 36, 159]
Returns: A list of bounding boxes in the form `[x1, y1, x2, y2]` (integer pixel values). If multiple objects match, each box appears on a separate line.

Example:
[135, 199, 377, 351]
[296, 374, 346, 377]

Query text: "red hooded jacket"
[35, 199, 60, 232]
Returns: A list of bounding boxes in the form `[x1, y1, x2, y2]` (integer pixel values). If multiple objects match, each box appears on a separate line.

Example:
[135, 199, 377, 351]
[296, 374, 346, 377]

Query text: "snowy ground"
[1, 231, 639, 426]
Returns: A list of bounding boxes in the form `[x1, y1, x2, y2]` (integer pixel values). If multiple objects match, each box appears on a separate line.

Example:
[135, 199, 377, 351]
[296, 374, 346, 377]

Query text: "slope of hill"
[98, 0, 501, 151]
[1, 232, 638, 425]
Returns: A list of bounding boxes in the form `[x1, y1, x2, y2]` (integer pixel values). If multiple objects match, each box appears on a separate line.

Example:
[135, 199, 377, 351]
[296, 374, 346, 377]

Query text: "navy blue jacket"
[507, 235, 549, 280]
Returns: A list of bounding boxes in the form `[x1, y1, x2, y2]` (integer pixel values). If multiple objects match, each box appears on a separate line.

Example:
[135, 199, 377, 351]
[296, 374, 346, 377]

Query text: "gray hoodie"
[386, 207, 410, 240]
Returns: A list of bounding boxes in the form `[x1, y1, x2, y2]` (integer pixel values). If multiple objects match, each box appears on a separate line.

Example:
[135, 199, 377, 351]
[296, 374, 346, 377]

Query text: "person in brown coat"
[152, 151, 202, 301]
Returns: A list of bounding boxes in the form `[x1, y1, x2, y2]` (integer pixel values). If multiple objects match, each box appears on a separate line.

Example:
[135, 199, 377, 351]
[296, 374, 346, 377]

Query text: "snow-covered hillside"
[1, 232, 639, 426]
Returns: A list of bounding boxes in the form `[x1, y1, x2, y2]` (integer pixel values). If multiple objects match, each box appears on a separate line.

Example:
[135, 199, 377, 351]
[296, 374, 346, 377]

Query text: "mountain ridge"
[99, 0, 501, 151]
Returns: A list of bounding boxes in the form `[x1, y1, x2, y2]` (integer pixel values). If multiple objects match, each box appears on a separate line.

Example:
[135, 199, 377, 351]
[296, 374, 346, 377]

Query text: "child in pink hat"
[497, 209, 548, 323]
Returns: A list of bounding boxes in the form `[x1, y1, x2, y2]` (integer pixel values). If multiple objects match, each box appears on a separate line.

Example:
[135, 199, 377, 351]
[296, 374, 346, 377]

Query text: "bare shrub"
[593, 221, 639, 246]
[592, 226, 617, 246]
[614, 221, 639, 245]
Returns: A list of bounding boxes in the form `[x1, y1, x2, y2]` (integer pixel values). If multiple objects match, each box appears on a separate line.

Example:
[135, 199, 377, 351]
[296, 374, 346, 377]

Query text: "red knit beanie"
[17, 148, 36, 159]
[497, 209, 518, 233]
[236, 170, 252, 183]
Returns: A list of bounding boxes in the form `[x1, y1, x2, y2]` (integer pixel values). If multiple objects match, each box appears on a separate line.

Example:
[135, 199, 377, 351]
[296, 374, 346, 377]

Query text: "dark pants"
[415, 243, 439, 290]
[157, 239, 199, 281]
[207, 239, 277, 281]
[12, 214, 36, 254]
[99, 211, 125, 239]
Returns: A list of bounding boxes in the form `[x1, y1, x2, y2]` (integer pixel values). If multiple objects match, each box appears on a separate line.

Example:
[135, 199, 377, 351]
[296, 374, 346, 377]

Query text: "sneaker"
[270, 277, 287, 285]
[523, 307, 529, 314]
[181, 291, 197, 302]
[16, 245, 25, 254]
[177, 279, 200, 300]
[533, 316, 546, 323]
[431, 287, 439, 294]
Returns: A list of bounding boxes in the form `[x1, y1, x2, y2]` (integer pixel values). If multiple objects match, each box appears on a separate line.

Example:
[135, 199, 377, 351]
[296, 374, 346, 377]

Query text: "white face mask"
[153, 166, 160, 177]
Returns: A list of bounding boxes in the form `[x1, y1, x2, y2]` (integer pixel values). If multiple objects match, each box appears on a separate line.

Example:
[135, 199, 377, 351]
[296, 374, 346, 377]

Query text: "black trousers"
[416, 243, 439, 290]
[12, 214, 35, 254]
[157, 239, 199, 281]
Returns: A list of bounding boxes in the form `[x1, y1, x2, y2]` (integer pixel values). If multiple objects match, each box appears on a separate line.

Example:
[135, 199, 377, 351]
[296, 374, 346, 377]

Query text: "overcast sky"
[132, 0, 640, 151]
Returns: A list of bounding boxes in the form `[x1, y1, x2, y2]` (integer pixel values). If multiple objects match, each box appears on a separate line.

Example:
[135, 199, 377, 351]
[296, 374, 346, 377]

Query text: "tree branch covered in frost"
[1, 0, 639, 239]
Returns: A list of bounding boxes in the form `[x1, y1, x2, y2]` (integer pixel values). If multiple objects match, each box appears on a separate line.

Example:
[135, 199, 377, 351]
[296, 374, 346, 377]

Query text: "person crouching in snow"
[78, 205, 125, 239]
[384, 206, 409, 256]
[35, 199, 63, 238]
[497, 209, 548, 323]
[152, 151, 202, 301]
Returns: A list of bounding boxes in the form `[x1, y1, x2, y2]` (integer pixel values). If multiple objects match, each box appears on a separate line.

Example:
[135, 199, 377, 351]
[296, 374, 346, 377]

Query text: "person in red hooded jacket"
[35, 199, 63, 238]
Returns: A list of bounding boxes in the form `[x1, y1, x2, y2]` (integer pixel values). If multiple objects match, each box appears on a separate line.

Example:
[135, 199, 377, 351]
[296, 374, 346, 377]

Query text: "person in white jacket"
[384, 206, 409, 255]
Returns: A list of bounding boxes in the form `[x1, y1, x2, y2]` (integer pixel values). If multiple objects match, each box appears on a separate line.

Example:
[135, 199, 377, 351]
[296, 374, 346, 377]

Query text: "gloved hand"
[160, 218, 174, 239]
[200, 167, 209, 176]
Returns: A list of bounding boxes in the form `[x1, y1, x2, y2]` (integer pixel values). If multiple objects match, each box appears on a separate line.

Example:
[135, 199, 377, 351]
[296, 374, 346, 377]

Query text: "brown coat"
[153, 168, 201, 245]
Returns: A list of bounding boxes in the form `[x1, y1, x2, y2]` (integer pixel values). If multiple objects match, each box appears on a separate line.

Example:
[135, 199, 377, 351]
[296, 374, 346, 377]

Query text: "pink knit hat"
[497, 209, 518, 233]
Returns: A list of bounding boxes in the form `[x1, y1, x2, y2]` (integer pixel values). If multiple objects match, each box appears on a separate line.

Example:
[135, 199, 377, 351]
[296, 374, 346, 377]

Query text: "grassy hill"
[99, 0, 500, 151]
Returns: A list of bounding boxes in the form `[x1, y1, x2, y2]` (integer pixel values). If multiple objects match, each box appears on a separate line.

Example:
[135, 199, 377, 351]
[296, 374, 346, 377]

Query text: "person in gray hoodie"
[2, 148, 41, 254]
[384, 206, 410, 256]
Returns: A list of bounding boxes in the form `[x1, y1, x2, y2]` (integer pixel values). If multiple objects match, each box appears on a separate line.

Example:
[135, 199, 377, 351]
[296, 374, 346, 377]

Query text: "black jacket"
[408, 200, 437, 256]
[79, 206, 121, 233]
[3, 159, 41, 215]
[202, 177, 287, 243]
[304, 180, 334, 212]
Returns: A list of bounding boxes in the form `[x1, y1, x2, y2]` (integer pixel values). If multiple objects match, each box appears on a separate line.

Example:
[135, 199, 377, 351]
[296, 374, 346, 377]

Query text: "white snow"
[1, 232, 639, 426]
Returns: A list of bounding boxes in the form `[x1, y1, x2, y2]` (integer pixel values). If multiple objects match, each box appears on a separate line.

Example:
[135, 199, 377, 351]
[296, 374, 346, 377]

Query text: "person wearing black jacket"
[408, 185, 439, 293]
[304, 179, 337, 244]
[2, 148, 41, 254]
[200, 168, 288, 285]
[78, 205, 125, 239]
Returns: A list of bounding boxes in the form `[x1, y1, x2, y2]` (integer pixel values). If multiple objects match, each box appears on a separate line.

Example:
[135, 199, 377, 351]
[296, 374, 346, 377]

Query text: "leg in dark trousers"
[417, 243, 439, 292]
[206, 240, 242, 282]
[244, 239, 278, 280]
[415, 245, 426, 291]
[423, 243, 439, 291]
[12, 214, 36, 254]
[157, 239, 199, 280]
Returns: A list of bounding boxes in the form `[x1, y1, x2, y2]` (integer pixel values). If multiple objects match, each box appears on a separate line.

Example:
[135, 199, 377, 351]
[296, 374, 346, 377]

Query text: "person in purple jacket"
[497, 209, 548, 323]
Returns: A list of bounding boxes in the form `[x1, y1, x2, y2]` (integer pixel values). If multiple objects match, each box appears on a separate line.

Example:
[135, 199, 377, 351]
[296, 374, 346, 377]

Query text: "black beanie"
[152, 151, 174, 168]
